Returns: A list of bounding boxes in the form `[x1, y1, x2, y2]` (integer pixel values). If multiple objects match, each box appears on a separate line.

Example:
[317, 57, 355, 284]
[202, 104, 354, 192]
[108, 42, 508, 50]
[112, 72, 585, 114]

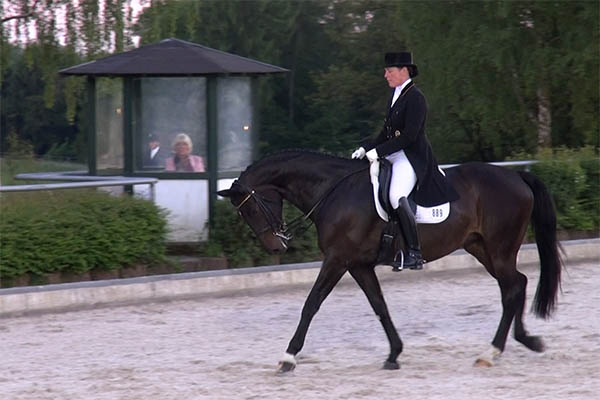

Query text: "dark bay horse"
[217, 150, 562, 373]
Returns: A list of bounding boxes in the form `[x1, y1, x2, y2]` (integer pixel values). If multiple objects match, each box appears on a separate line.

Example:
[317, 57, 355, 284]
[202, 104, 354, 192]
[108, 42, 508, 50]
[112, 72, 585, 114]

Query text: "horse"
[217, 150, 562, 373]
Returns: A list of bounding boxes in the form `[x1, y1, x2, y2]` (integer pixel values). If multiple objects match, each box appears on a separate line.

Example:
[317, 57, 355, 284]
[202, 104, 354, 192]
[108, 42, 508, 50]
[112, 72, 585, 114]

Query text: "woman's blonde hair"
[172, 133, 193, 151]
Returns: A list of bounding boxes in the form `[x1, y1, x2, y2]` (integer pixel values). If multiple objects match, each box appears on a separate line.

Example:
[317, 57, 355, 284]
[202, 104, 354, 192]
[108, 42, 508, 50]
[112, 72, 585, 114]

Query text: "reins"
[281, 165, 369, 239]
[234, 165, 369, 242]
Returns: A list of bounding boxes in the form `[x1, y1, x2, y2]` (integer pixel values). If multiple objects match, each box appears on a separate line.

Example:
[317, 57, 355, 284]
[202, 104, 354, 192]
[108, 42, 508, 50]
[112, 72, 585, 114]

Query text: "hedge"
[0, 190, 168, 283]
[199, 200, 322, 268]
[531, 147, 600, 231]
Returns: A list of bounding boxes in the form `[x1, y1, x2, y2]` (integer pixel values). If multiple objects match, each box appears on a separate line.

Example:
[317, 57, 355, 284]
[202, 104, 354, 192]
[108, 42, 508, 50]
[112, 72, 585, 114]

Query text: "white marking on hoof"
[280, 352, 297, 366]
[475, 345, 502, 367]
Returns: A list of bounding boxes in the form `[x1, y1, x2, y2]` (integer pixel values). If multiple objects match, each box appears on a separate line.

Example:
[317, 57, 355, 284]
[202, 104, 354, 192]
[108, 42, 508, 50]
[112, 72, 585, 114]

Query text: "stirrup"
[391, 252, 404, 272]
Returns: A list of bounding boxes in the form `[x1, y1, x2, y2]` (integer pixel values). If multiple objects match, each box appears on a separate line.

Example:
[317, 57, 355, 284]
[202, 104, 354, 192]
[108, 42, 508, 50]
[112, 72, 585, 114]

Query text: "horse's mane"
[241, 149, 359, 176]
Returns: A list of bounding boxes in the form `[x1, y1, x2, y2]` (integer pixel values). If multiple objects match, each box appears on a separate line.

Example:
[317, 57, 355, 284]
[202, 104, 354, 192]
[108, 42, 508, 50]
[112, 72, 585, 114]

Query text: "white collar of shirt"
[150, 147, 159, 159]
[391, 78, 412, 108]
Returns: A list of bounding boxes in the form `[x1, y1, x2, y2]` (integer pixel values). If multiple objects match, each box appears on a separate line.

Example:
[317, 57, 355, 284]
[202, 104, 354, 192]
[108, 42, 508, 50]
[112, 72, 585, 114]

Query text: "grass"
[0, 155, 86, 186]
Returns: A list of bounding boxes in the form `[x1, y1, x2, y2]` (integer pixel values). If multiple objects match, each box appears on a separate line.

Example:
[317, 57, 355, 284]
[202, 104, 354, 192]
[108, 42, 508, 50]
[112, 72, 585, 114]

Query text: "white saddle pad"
[370, 161, 450, 224]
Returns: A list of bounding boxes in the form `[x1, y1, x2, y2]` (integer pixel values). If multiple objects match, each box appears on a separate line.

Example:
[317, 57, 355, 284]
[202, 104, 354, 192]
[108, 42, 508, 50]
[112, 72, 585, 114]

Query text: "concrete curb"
[1, 239, 598, 317]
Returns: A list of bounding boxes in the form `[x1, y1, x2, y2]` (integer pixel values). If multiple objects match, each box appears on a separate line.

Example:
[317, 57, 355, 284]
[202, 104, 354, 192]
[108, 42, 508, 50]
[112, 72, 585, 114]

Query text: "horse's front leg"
[348, 266, 403, 369]
[278, 258, 347, 373]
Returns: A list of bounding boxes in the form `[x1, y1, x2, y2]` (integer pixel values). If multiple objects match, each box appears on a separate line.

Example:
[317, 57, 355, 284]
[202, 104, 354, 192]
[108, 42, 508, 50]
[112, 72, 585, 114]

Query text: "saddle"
[374, 158, 450, 264]
[377, 158, 417, 216]
[371, 159, 450, 224]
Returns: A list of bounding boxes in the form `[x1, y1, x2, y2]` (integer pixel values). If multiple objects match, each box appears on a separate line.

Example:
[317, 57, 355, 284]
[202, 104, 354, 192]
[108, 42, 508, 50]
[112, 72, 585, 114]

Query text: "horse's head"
[217, 180, 289, 254]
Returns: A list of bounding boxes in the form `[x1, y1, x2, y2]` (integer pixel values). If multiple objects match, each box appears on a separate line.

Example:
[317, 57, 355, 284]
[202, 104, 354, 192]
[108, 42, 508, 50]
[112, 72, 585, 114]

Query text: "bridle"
[232, 165, 369, 243]
[233, 182, 292, 243]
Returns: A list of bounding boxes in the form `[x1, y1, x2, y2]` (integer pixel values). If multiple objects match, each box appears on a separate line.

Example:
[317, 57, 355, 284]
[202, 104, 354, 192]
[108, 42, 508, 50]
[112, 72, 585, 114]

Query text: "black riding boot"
[390, 197, 424, 271]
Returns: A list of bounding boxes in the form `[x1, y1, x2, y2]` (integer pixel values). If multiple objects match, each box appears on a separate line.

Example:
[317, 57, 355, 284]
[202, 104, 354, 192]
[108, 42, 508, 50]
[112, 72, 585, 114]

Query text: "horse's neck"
[247, 155, 351, 213]
[280, 170, 336, 213]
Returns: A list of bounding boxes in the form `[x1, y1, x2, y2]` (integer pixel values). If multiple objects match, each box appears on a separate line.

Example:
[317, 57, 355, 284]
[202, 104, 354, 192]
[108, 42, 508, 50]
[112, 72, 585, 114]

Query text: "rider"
[352, 51, 459, 270]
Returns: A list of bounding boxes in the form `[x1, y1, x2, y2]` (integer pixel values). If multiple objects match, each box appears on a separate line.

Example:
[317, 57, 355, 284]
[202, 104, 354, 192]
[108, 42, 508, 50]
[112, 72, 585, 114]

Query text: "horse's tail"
[519, 170, 563, 319]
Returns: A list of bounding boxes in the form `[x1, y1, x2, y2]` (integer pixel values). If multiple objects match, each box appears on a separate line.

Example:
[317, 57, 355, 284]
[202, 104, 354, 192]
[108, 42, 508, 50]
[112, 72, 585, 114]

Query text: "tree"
[2, 0, 597, 162]
[1, 0, 42, 24]
[391, 0, 598, 160]
[302, 1, 405, 154]
[1, 43, 83, 157]
[1, 0, 142, 157]
[134, 0, 337, 154]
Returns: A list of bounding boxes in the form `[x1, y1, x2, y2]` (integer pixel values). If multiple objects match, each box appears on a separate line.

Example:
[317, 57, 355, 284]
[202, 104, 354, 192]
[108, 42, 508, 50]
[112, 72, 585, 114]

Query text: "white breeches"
[386, 150, 417, 209]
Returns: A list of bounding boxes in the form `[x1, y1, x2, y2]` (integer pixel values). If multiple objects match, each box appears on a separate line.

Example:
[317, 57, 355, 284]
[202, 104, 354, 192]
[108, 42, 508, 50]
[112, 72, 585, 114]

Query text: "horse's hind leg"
[278, 257, 347, 373]
[348, 266, 403, 370]
[482, 264, 544, 363]
[511, 272, 545, 353]
[472, 255, 523, 366]
[466, 239, 539, 366]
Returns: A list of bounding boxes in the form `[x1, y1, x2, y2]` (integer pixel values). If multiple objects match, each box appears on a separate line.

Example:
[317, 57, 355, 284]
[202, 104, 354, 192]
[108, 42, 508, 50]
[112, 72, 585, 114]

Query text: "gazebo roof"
[59, 38, 288, 76]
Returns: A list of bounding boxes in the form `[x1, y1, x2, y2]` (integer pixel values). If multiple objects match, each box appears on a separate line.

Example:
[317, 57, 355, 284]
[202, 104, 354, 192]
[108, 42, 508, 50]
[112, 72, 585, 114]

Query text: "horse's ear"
[217, 189, 232, 197]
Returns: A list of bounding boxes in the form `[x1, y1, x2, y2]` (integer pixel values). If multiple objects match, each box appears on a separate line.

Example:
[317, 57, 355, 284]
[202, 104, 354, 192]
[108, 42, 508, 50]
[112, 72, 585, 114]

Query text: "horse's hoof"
[474, 345, 501, 367]
[383, 360, 400, 370]
[474, 358, 493, 367]
[520, 335, 545, 353]
[277, 361, 296, 374]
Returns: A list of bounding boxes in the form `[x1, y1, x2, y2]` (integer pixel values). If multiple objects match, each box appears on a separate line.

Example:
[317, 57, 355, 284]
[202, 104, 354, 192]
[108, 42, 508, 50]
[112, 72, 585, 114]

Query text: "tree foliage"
[388, 0, 599, 161]
[1, 43, 82, 156]
[1, 0, 598, 163]
[1, 0, 139, 157]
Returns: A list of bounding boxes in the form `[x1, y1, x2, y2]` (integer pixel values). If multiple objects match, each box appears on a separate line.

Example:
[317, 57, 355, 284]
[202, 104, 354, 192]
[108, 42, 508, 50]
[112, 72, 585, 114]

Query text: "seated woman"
[165, 133, 205, 172]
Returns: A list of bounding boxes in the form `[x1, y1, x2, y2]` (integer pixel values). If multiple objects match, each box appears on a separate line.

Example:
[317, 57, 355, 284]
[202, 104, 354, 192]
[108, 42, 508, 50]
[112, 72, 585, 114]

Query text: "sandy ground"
[1, 262, 598, 400]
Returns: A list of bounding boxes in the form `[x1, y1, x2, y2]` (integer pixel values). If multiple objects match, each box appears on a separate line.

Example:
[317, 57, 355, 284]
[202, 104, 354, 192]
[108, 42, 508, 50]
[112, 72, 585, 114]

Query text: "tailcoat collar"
[387, 81, 415, 113]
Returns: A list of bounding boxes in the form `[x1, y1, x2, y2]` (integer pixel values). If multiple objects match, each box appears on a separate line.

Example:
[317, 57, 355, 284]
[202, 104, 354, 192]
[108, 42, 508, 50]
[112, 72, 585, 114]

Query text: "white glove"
[366, 148, 379, 163]
[351, 147, 366, 159]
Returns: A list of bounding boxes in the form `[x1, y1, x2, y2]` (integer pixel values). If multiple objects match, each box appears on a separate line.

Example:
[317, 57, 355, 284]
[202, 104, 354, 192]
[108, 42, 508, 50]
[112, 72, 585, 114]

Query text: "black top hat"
[147, 133, 159, 142]
[384, 52, 419, 77]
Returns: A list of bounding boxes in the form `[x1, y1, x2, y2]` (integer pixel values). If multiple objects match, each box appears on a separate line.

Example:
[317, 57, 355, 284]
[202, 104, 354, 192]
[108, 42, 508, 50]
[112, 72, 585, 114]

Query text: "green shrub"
[201, 199, 322, 268]
[580, 156, 600, 229]
[0, 155, 86, 185]
[532, 147, 599, 231]
[45, 139, 81, 163]
[0, 190, 168, 280]
[201, 199, 273, 267]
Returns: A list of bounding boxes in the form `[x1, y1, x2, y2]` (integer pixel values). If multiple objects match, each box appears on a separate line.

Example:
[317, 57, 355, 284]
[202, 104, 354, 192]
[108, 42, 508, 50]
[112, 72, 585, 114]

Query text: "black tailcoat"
[365, 82, 459, 207]
[143, 146, 168, 168]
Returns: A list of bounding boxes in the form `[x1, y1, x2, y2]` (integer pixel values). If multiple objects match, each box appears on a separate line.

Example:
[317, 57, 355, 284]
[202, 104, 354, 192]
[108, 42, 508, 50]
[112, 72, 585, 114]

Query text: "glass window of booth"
[134, 77, 207, 173]
[217, 77, 253, 172]
[96, 78, 124, 174]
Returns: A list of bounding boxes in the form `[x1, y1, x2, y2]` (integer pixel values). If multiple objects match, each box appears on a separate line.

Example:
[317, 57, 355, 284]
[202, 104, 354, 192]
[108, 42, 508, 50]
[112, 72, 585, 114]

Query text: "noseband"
[233, 182, 292, 242]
